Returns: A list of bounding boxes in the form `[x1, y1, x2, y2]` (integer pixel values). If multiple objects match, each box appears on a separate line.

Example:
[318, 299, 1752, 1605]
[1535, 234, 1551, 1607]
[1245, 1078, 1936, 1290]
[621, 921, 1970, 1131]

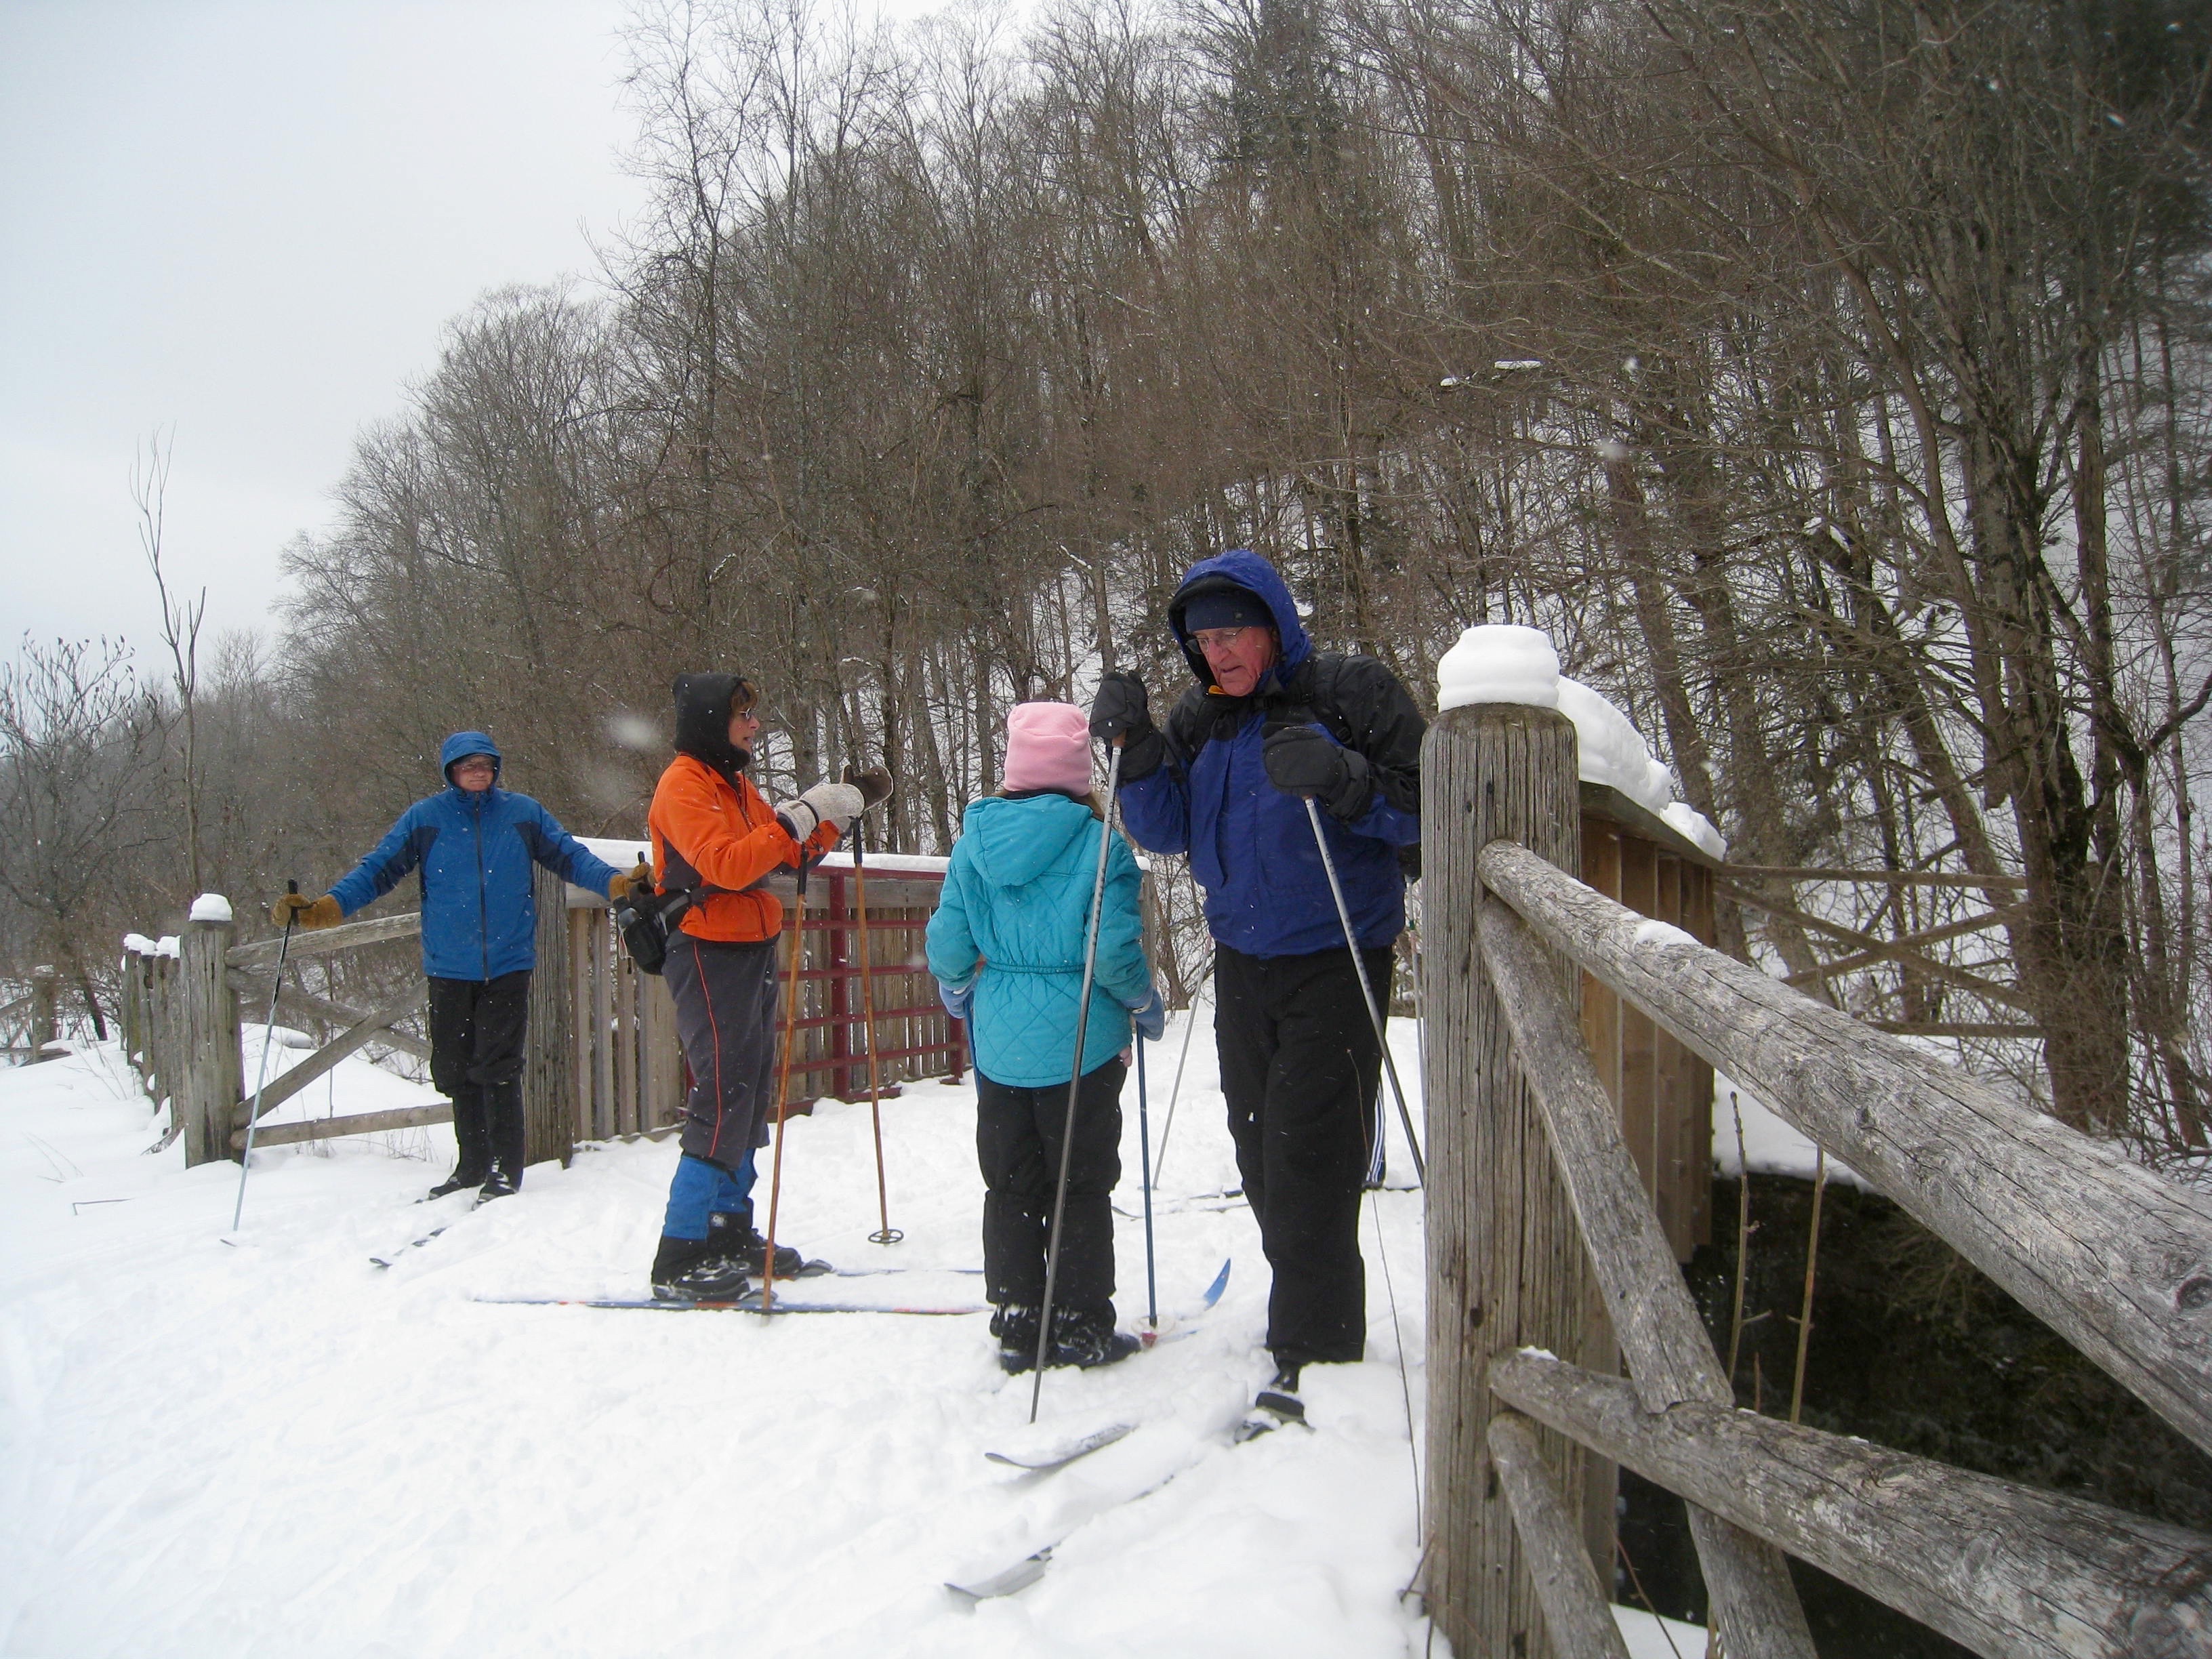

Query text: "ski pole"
[1135, 1023, 1158, 1335]
[1031, 741, 1124, 1419]
[1148, 953, 1214, 1189]
[853, 815, 901, 1246]
[760, 857, 812, 1313]
[231, 881, 300, 1233]
[1303, 798, 1425, 1187]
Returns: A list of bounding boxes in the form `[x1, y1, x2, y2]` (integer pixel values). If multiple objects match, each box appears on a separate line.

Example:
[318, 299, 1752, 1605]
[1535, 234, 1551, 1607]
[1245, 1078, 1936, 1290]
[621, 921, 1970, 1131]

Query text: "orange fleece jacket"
[647, 754, 840, 942]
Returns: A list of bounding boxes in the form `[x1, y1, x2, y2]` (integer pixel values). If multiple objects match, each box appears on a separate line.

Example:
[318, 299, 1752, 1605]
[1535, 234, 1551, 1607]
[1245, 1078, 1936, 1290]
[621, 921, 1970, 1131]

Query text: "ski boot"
[477, 1164, 519, 1202]
[708, 1212, 804, 1277]
[650, 1235, 754, 1302]
[992, 1304, 1043, 1373]
[1050, 1305, 1141, 1370]
[425, 1167, 485, 1201]
[1238, 1361, 1310, 1441]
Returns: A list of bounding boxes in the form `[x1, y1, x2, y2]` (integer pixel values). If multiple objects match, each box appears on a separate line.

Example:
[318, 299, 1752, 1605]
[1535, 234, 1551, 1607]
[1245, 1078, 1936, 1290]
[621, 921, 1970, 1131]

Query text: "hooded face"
[438, 730, 504, 790]
[1193, 626, 1278, 698]
[1166, 552, 1310, 697]
[449, 754, 497, 793]
[672, 672, 759, 779]
[726, 691, 761, 756]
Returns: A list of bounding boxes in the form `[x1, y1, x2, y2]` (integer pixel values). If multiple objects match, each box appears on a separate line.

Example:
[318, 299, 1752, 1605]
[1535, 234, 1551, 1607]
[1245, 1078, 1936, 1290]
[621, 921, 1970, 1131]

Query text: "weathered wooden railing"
[1422, 702, 2212, 1659]
[125, 846, 961, 1174]
[542, 846, 961, 1143]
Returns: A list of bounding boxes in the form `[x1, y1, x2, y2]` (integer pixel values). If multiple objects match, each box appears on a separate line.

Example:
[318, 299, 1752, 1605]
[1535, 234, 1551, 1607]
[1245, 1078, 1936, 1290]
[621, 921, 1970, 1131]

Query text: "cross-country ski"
[983, 1421, 1137, 1472]
[475, 1291, 989, 1316]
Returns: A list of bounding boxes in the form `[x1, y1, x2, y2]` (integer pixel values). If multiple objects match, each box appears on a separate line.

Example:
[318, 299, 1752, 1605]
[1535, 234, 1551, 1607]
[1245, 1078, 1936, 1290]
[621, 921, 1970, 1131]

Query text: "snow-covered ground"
[1, 1014, 1711, 1658]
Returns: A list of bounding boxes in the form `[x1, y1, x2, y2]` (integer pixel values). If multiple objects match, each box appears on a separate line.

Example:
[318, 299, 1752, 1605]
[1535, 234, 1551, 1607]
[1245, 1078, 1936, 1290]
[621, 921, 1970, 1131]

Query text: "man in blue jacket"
[1090, 552, 1424, 1418]
[273, 732, 644, 1201]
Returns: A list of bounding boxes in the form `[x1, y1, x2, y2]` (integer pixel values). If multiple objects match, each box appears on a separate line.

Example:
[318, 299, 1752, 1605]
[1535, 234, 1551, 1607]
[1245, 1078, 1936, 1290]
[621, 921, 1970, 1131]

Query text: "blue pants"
[662, 1149, 760, 1242]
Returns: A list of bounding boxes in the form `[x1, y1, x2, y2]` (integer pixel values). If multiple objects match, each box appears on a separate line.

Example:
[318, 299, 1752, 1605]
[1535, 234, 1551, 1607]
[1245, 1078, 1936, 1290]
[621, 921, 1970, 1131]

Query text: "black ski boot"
[477, 1164, 519, 1202]
[650, 1235, 753, 1302]
[708, 1212, 803, 1277]
[1050, 1305, 1140, 1370]
[1239, 1360, 1309, 1441]
[992, 1303, 1042, 1374]
[1254, 1361, 1305, 1423]
[426, 1168, 484, 1201]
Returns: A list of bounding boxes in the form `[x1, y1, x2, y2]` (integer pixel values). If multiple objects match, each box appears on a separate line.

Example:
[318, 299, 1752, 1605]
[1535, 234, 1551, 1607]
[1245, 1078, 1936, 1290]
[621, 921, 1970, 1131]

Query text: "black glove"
[1090, 670, 1150, 737]
[1090, 671, 1164, 780]
[1263, 723, 1372, 821]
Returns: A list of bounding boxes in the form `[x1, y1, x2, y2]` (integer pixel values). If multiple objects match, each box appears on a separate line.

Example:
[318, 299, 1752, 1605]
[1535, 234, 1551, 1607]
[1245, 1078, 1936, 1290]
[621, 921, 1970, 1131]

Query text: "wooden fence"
[1421, 701, 2212, 1659]
[121, 851, 961, 1169]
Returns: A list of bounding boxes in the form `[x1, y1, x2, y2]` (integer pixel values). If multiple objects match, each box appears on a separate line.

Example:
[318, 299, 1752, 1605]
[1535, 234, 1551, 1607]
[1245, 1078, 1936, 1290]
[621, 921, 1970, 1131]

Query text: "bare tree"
[134, 431, 209, 895]
[0, 638, 163, 1035]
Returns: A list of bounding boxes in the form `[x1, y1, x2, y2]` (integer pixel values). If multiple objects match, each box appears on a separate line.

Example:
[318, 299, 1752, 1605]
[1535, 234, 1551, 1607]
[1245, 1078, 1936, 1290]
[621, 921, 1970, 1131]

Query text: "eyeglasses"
[1192, 626, 1258, 651]
[451, 756, 497, 773]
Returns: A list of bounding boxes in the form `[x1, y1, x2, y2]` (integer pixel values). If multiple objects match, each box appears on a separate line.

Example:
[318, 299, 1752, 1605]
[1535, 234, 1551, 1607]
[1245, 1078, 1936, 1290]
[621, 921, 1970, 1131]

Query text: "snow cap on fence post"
[1435, 626, 1726, 859]
[1437, 624, 1561, 710]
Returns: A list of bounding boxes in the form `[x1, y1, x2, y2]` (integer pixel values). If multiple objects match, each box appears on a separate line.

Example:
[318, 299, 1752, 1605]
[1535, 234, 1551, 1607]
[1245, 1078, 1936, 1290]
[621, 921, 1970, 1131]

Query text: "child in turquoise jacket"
[928, 703, 1163, 1372]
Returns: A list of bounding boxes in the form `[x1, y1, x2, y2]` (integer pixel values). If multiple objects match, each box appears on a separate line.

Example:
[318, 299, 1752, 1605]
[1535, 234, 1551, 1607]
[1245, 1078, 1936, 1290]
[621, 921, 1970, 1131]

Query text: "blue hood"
[1166, 550, 1311, 691]
[439, 731, 503, 787]
[958, 793, 1099, 890]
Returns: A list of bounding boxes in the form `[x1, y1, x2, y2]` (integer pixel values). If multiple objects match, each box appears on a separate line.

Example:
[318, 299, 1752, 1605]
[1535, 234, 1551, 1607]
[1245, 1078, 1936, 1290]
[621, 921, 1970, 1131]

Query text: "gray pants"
[662, 933, 781, 1168]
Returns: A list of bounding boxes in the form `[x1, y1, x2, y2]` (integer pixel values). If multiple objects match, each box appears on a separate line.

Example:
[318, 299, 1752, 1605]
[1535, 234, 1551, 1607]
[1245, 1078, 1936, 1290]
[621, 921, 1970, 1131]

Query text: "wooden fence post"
[178, 909, 242, 1166]
[155, 948, 180, 1111]
[144, 951, 167, 1098]
[524, 864, 575, 1169]
[118, 946, 142, 1076]
[1420, 702, 1597, 1657]
[127, 945, 158, 1101]
[28, 964, 58, 1063]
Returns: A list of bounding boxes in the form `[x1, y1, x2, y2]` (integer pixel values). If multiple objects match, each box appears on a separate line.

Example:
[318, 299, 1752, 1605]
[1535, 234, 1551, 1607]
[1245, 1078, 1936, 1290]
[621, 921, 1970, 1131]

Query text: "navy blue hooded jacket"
[1117, 551, 1424, 958]
[329, 732, 620, 982]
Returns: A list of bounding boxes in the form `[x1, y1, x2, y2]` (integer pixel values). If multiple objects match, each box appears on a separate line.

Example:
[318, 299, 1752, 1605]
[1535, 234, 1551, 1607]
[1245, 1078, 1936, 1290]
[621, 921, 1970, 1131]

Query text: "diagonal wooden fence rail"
[1422, 702, 2212, 1659]
[122, 849, 962, 1171]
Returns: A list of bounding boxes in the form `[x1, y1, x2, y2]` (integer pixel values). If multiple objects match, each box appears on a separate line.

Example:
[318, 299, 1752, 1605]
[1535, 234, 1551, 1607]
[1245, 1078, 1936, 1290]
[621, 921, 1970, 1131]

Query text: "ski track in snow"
[0, 1015, 1447, 1659]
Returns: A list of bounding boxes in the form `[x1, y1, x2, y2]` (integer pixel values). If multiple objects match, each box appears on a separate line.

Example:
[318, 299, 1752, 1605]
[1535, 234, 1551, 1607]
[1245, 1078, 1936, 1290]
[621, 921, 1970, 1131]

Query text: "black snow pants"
[663, 933, 781, 1172]
[427, 969, 532, 1181]
[975, 1058, 1126, 1313]
[1214, 941, 1393, 1368]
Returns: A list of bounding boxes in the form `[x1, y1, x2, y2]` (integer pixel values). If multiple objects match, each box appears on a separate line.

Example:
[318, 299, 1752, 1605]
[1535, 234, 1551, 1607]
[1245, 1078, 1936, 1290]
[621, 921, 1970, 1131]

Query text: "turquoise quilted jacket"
[926, 792, 1153, 1088]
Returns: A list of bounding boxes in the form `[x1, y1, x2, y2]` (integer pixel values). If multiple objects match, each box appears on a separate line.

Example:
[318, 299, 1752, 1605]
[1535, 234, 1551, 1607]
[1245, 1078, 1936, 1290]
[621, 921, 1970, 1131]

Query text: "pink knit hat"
[1003, 702, 1093, 797]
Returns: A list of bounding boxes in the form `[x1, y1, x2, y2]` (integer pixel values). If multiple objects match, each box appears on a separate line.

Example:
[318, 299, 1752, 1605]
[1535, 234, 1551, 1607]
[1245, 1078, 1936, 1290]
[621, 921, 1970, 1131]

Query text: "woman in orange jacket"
[647, 671, 889, 1300]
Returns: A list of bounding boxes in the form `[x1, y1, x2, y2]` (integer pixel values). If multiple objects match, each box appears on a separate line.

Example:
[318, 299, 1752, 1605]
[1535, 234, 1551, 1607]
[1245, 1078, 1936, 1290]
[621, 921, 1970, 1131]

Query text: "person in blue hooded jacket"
[273, 732, 644, 1201]
[927, 702, 1163, 1373]
[1089, 550, 1424, 1421]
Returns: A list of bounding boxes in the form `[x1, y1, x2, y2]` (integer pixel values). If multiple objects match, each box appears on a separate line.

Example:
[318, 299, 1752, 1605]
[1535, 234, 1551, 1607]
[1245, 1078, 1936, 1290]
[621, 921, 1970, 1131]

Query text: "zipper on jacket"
[472, 790, 490, 979]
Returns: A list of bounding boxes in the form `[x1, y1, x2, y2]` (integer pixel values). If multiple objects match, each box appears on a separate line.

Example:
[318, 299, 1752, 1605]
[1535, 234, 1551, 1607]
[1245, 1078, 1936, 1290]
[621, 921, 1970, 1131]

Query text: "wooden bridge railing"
[125, 848, 961, 1173]
[1422, 703, 2212, 1659]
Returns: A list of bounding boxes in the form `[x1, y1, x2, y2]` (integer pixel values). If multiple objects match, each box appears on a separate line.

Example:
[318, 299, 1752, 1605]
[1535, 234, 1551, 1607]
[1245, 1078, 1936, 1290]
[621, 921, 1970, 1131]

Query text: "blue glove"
[1126, 987, 1166, 1043]
[939, 979, 975, 1024]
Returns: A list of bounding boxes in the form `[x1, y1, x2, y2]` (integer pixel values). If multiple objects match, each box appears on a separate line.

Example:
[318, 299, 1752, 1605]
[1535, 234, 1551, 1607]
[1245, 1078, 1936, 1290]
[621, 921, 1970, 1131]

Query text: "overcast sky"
[0, 1, 655, 669]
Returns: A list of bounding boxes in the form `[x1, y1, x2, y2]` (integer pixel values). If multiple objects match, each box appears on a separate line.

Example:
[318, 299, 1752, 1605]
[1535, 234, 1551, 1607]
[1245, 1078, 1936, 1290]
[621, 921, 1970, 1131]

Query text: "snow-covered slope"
[1, 1021, 1443, 1658]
